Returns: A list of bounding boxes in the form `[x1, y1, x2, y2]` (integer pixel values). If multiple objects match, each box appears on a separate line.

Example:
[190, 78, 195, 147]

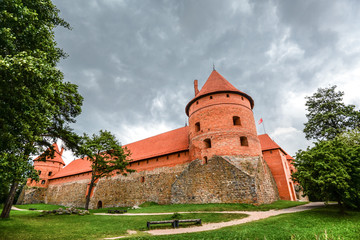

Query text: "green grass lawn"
[0, 210, 247, 240]
[14, 203, 66, 211]
[90, 200, 308, 213]
[127, 205, 360, 240]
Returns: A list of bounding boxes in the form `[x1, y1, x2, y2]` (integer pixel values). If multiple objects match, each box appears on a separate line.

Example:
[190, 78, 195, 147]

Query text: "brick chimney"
[194, 80, 199, 96]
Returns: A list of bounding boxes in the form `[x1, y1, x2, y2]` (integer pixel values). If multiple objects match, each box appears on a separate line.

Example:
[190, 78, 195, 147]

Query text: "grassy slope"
[129, 205, 360, 240]
[0, 210, 246, 240]
[90, 200, 308, 213]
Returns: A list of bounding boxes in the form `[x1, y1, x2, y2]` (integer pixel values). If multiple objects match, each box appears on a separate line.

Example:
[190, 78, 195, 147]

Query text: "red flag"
[258, 118, 263, 124]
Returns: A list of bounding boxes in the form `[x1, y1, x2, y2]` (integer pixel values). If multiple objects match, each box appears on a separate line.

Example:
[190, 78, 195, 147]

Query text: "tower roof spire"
[185, 70, 254, 115]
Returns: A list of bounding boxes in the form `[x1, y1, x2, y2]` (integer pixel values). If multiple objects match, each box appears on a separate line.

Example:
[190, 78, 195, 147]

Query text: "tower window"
[196, 101, 199, 104]
[204, 156, 208, 164]
[226, 94, 229, 97]
[48, 172, 52, 176]
[240, 136, 248, 146]
[233, 116, 241, 126]
[195, 122, 200, 132]
[241, 96, 244, 100]
[41, 180, 46, 185]
[210, 96, 213, 99]
[38, 170, 41, 175]
[204, 138, 212, 148]
[178, 153, 180, 157]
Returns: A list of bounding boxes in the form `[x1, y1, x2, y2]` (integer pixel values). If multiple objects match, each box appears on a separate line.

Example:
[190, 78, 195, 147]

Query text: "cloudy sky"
[52, 0, 360, 164]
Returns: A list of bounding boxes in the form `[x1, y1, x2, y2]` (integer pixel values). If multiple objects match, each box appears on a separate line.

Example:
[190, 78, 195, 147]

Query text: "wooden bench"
[147, 220, 177, 229]
[107, 209, 127, 214]
[147, 219, 201, 229]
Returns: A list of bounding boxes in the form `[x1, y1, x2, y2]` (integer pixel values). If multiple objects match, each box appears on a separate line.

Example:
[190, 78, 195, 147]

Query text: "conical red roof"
[185, 70, 254, 115]
[34, 143, 65, 166]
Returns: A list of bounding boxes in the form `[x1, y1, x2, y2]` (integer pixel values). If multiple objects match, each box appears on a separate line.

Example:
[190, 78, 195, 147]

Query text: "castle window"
[138, 161, 140, 165]
[129, 162, 132, 167]
[233, 116, 241, 126]
[241, 96, 244, 100]
[41, 180, 46, 185]
[38, 170, 41, 175]
[195, 122, 200, 132]
[140, 176, 145, 183]
[156, 158, 158, 162]
[48, 172, 52, 176]
[210, 96, 213, 99]
[204, 156, 208, 164]
[178, 153, 180, 157]
[226, 94, 229, 98]
[204, 138, 212, 148]
[240, 136, 248, 146]
[147, 159, 149, 164]
[196, 101, 199, 105]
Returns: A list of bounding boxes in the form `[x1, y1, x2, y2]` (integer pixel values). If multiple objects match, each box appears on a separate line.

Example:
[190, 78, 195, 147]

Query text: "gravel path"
[102, 202, 326, 239]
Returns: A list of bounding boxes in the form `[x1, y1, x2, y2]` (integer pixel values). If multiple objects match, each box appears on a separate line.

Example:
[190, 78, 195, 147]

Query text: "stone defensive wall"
[19, 155, 279, 208]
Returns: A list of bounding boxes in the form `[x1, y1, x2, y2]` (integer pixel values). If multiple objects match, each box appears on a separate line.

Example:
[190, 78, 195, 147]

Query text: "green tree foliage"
[79, 130, 134, 210]
[0, 0, 83, 218]
[303, 85, 360, 141]
[293, 129, 360, 209]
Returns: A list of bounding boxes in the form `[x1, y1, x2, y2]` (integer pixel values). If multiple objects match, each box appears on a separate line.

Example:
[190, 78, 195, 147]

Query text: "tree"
[303, 85, 360, 142]
[79, 130, 134, 210]
[0, 0, 83, 218]
[293, 129, 360, 210]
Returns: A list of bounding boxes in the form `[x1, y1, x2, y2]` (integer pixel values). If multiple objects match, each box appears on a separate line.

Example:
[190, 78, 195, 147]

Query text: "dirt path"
[102, 202, 326, 239]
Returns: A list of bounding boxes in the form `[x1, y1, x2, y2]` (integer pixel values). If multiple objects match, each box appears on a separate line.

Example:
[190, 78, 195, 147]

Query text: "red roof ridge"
[185, 70, 254, 115]
[124, 126, 189, 161]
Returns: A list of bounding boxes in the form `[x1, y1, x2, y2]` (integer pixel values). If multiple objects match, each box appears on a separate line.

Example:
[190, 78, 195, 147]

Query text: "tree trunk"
[84, 178, 95, 210]
[1, 181, 18, 219]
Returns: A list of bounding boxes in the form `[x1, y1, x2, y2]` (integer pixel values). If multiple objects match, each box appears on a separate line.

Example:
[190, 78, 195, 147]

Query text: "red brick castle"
[19, 70, 297, 208]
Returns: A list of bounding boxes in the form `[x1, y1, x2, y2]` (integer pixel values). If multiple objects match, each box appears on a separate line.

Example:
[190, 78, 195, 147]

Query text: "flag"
[258, 118, 263, 124]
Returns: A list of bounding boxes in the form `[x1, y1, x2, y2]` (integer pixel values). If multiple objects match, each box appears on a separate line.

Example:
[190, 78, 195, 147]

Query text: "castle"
[18, 70, 298, 208]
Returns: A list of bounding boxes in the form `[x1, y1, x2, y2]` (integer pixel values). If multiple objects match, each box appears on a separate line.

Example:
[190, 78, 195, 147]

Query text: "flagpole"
[262, 121, 266, 134]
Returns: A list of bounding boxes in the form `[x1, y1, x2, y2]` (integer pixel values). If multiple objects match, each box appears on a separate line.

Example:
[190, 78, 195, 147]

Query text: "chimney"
[194, 79, 199, 96]
[60, 147, 64, 156]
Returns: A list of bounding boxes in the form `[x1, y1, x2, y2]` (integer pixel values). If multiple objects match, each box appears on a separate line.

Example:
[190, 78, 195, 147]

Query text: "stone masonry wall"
[17, 186, 46, 204]
[171, 156, 279, 204]
[19, 156, 279, 208]
[89, 163, 189, 208]
[45, 179, 89, 207]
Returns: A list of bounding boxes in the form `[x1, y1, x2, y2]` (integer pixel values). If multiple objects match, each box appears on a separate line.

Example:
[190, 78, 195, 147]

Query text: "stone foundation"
[19, 156, 279, 208]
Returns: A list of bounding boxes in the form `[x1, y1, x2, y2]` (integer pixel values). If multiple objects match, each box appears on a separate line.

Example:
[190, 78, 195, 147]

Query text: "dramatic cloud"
[53, 0, 360, 163]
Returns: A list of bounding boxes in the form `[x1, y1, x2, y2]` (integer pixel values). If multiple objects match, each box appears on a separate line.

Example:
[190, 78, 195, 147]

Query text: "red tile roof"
[186, 70, 254, 115]
[124, 126, 189, 161]
[35, 143, 65, 166]
[50, 158, 92, 179]
[258, 134, 281, 151]
[50, 126, 189, 179]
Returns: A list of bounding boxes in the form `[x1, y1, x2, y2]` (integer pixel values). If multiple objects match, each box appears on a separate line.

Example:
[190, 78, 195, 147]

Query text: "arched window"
[210, 96, 213, 99]
[226, 94, 229, 98]
[240, 136, 248, 146]
[38, 170, 41, 175]
[233, 116, 241, 126]
[48, 172, 52, 176]
[41, 180, 46, 185]
[195, 122, 200, 132]
[204, 138, 211, 148]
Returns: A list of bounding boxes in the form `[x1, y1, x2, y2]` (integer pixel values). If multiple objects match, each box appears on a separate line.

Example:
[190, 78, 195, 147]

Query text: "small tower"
[27, 143, 65, 188]
[186, 70, 262, 162]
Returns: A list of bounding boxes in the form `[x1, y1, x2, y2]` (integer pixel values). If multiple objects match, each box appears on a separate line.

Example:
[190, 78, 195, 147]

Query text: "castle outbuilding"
[19, 70, 297, 208]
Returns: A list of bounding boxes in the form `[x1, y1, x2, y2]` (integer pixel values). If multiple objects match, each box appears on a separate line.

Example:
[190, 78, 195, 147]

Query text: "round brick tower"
[185, 70, 262, 162]
[27, 143, 65, 188]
